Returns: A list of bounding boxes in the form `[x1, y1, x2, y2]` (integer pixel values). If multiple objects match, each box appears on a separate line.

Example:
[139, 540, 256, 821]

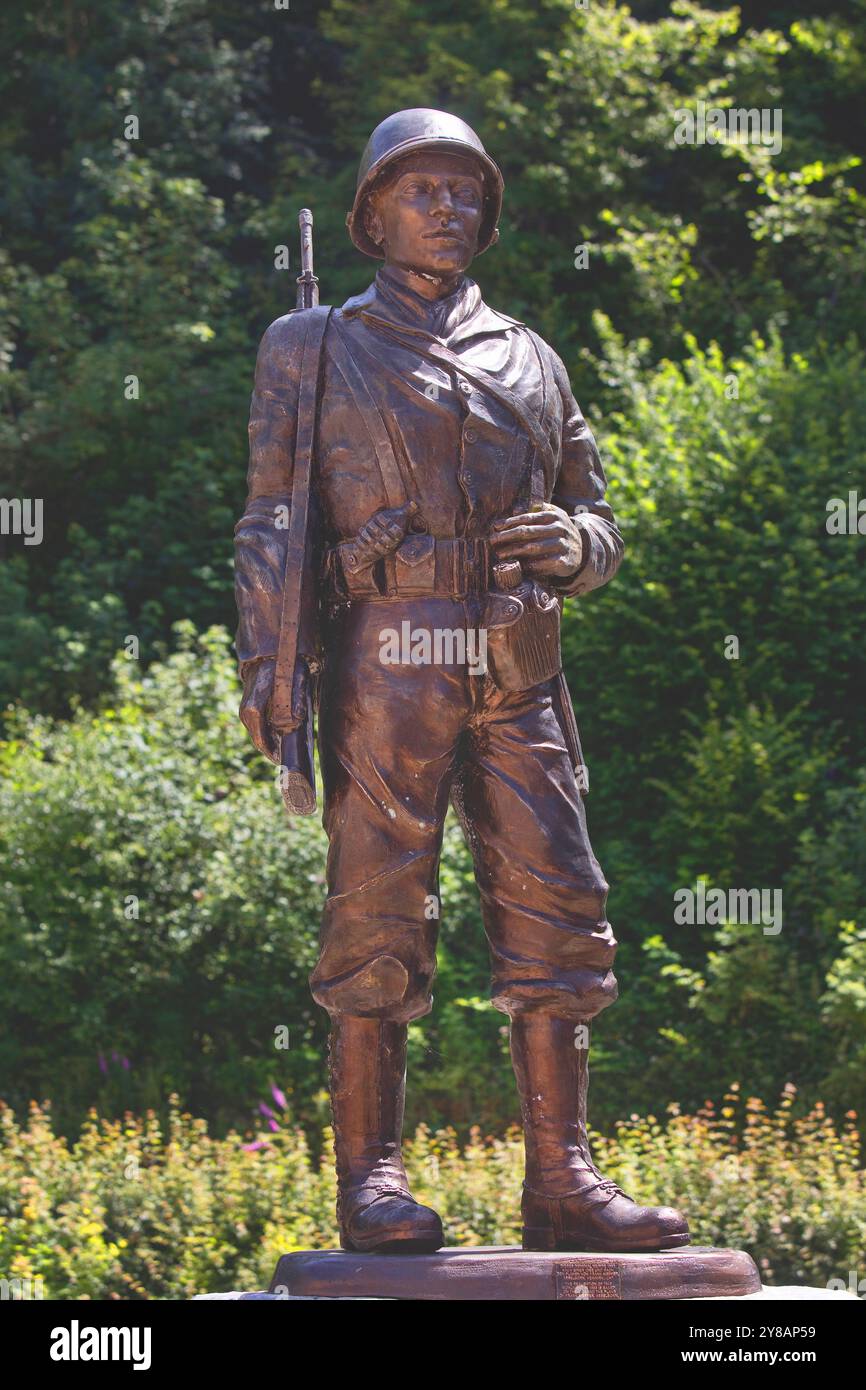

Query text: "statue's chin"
[389, 255, 470, 287]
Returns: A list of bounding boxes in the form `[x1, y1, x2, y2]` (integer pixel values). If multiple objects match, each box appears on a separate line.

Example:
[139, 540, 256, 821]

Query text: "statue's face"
[365, 151, 484, 277]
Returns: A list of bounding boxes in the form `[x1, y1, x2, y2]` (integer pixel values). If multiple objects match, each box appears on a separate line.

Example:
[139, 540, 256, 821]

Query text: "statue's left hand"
[490, 503, 584, 580]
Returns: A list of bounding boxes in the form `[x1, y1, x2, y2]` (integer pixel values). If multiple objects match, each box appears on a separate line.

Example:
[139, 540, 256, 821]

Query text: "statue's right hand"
[239, 657, 279, 763]
[355, 500, 419, 561]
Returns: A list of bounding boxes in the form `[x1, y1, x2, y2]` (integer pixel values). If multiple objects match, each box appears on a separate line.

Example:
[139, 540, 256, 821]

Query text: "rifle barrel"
[296, 208, 319, 309]
[299, 208, 314, 277]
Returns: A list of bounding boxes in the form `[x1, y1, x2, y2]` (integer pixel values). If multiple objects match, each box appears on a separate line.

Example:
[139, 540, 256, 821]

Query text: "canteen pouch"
[484, 578, 562, 692]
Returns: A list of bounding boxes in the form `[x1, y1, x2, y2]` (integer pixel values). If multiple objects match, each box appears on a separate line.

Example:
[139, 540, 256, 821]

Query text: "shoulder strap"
[327, 315, 410, 509]
[522, 327, 557, 509]
[359, 312, 557, 492]
[272, 305, 332, 732]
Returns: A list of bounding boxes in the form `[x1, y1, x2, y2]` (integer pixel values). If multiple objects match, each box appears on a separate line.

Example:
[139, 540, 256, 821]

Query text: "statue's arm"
[234, 315, 303, 674]
[234, 316, 302, 757]
[548, 350, 624, 599]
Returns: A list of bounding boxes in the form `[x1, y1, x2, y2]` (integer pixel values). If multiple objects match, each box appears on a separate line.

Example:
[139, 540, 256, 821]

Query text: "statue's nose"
[429, 184, 456, 218]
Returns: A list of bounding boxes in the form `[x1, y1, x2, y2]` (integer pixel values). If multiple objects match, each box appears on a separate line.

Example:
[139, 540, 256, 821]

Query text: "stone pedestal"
[268, 1245, 762, 1301]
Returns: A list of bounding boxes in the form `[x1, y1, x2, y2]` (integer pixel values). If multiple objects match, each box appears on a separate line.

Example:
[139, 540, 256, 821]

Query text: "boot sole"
[523, 1228, 690, 1253]
[340, 1232, 444, 1255]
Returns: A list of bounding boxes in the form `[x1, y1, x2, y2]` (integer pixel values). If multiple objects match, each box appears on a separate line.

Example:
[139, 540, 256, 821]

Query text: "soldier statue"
[234, 109, 690, 1256]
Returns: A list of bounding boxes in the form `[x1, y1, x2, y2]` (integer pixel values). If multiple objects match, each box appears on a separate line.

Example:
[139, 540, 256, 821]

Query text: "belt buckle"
[465, 538, 484, 596]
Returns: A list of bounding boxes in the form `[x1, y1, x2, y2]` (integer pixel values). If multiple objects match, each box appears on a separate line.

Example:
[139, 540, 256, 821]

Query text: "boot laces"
[583, 1160, 631, 1202]
[346, 1145, 410, 1197]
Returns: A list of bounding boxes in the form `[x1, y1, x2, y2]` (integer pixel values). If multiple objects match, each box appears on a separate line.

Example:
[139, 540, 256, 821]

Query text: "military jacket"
[234, 265, 623, 670]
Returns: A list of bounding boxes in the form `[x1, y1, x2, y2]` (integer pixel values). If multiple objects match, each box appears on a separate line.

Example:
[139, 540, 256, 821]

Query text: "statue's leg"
[459, 678, 689, 1252]
[327, 1015, 443, 1252]
[310, 597, 472, 1252]
[510, 1014, 689, 1251]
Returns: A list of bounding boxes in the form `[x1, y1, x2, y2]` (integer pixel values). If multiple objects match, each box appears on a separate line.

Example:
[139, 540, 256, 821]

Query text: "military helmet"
[346, 108, 504, 260]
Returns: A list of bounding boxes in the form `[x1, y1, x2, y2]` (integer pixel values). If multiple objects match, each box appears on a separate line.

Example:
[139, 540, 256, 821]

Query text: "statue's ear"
[363, 200, 385, 248]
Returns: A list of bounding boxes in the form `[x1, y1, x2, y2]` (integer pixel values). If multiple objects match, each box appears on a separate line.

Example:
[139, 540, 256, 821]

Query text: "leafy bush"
[562, 324, 866, 1122]
[0, 623, 329, 1133]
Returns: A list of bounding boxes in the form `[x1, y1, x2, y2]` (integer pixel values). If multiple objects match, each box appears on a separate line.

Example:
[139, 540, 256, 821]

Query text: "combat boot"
[510, 1014, 689, 1253]
[329, 1015, 444, 1253]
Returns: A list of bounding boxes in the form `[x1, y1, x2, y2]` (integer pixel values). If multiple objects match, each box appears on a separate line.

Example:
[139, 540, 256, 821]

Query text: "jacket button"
[464, 428, 477, 443]
[459, 381, 473, 396]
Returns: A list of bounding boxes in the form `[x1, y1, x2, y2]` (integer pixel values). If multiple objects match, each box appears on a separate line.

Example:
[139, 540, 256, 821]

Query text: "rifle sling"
[272, 305, 332, 732]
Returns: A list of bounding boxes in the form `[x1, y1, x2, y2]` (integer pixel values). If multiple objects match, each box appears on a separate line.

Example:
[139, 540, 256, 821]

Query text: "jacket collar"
[341, 265, 520, 346]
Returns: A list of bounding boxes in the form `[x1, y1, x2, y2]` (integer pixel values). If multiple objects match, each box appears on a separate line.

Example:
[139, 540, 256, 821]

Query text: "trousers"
[309, 595, 618, 1024]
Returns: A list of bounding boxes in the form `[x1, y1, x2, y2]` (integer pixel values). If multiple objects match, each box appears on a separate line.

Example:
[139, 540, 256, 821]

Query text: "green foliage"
[1, 1088, 861, 1297]
[0, 624, 329, 1132]
[559, 324, 866, 1123]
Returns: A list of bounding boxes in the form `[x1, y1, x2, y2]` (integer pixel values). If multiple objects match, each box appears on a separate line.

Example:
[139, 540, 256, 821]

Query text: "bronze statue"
[234, 109, 689, 1256]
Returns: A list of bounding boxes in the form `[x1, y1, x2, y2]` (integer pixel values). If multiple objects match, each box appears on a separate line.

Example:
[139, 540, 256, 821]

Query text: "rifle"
[270, 213, 414, 812]
[272, 209, 330, 815]
[296, 207, 319, 310]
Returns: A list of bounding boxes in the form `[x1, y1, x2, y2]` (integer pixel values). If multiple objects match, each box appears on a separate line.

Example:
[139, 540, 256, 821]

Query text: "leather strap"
[524, 328, 556, 508]
[359, 311, 557, 489]
[272, 305, 332, 732]
[328, 315, 412, 509]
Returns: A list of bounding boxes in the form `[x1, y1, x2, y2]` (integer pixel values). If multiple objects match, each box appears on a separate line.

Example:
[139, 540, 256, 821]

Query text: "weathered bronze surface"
[235, 108, 693, 1261]
[269, 1247, 763, 1302]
